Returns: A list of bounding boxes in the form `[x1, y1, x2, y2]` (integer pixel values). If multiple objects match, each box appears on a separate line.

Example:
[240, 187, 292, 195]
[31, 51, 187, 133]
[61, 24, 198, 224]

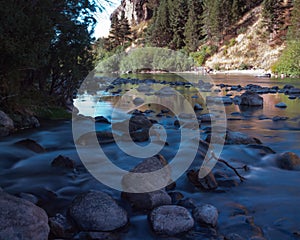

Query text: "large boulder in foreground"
[149, 205, 194, 236]
[0, 191, 49, 240]
[239, 91, 263, 106]
[0, 110, 14, 137]
[69, 191, 128, 231]
[275, 152, 300, 170]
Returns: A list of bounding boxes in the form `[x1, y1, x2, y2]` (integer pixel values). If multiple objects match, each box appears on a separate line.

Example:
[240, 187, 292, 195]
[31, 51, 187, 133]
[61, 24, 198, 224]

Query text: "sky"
[94, 0, 121, 39]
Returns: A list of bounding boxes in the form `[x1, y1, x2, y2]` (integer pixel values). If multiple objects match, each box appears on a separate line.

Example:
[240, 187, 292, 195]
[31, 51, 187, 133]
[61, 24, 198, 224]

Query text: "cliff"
[111, 0, 157, 25]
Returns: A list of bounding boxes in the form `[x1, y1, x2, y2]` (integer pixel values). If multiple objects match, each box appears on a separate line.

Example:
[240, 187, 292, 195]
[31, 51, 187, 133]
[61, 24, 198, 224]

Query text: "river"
[1, 73, 300, 239]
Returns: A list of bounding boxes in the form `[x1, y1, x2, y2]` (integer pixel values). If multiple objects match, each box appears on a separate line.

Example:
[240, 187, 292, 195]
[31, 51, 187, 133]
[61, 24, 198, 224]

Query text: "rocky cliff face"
[111, 0, 157, 25]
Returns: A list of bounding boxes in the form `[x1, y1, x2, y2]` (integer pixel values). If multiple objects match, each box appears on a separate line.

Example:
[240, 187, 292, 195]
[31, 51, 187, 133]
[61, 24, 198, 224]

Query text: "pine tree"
[262, 0, 284, 34]
[168, 0, 188, 49]
[119, 12, 131, 46]
[184, 0, 204, 52]
[148, 0, 172, 47]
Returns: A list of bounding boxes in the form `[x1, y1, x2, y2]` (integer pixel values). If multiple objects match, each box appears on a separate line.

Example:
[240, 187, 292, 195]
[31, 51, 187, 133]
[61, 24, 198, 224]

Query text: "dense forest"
[0, 0, 99, 114]
[96, 0, 300, 75]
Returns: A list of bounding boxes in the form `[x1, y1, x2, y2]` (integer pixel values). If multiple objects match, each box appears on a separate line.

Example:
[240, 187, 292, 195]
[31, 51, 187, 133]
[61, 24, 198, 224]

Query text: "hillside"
[99, 0, 298, 75]
[205, 2, 293, 70]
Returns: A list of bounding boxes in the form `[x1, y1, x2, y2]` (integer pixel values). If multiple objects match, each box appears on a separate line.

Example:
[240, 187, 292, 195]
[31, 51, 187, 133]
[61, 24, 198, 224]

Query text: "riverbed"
[1, 73, 300, 239]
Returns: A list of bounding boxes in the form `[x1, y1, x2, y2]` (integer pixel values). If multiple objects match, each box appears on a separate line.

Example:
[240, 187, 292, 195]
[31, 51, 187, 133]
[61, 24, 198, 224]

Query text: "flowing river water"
[1, 73, 300, 239]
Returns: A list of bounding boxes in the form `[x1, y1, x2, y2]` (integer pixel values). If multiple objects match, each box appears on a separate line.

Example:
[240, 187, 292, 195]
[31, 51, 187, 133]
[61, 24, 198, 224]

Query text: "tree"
[119, 12, 132, 46]
[168, 0, 188, 49]
[0, 0, 97, 110]
[262, 0, 284, 34]
[184, 0, 204, 52]
[148, 0, 172, 47]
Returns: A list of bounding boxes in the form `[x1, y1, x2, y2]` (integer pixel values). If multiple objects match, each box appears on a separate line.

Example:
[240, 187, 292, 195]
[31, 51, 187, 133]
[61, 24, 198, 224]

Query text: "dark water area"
[1, 73, 300, 239]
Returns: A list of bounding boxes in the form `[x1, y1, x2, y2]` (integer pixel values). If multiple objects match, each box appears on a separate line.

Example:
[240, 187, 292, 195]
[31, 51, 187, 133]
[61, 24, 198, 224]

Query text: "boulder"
[122, 155, 171, 193]
[187, 169, 218, 191]
[240, 91, 263, 106]
[272, 116, 288, 121]
[51, 155, 76, 169]
[133, 97, 145, 105]
[122, 190, 171, 210]
[10, 113, 40, 129]
[14, 139, 46, 153]
[0, 191, 49, 240]
[194, 103, 203, 111]
[94, 116, 110, 124]
[275, 102, 287, 108]
[193, 204, 218, 227]
[49, 213, 73, 238]
[69, 191, 128, 231]
[149, 205, 194, 236]
[0, 110, 14, 137]
[275, 152, 300, 170]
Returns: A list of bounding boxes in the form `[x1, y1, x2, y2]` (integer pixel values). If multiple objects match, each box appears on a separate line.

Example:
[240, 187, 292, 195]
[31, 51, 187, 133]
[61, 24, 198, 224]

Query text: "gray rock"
[275, 152, 300, 170]
[287, 88, 300, 94]
[10, 113, 40, 129]
[49, 213, 73, 238]
[150, 205, 194, 236]
[122, 155, 171, 193]
[69, 191, 128, 231]
[198, 113, 215, 123]
[133, 97, 145, 105]
[275, 102, 287, 108]
[193, 204, 218, 227]
[240, 91, 263, 106]
[122, 190, 171, 210]
[0, 191, 49, 240]
[94, 116, 110, 124]
[0, 110, 14, 137]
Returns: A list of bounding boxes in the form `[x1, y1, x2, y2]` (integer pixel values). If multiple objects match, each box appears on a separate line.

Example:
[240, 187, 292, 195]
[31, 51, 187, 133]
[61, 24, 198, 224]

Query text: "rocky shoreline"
[1, 76, 300, 239]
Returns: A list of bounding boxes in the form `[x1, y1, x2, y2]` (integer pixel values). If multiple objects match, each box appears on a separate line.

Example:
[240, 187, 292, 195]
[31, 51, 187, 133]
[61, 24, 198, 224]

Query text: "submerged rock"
[239, 91, 263, 106]
[275, 152, 300, 170]
[194, 103, 203, 111]
[133, 97, 145, 105]
[14, 138, 46, 153]
[275, 102, 287, 108]
[0, 191, 49, 240]
[0, 110, 14, 137]
[149, 205, 194, 236]
[10, 113, 40, 129]
[205, 129, 261, 145]
[225, 233, 245, 240]
[69, 191, 128, 232]
[51, 155, 76, 169]
[193, 204, 218, 227]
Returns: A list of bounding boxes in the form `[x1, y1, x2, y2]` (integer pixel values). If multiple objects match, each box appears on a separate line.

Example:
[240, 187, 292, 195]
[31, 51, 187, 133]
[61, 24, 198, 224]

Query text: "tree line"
[0, 0, 98, 111]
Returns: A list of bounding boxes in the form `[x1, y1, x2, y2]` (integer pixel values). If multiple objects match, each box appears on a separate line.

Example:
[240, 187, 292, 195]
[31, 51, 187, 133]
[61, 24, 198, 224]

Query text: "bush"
[271, 40, 300, 76]
[239, 62, 249, 70]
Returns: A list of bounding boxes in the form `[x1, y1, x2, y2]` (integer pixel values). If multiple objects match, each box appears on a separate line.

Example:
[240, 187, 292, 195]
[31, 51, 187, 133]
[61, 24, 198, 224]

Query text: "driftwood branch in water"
[211, 151, 246, 182]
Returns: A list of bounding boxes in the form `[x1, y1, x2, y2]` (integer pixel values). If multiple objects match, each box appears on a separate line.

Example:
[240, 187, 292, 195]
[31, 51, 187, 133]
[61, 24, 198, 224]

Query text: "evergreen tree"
[108, 15, 122, 48]
[168, 0, 188, 49]
[148, 0, 172, 47]
[184, 0, 204, 52]
[119, 12, 132, 46]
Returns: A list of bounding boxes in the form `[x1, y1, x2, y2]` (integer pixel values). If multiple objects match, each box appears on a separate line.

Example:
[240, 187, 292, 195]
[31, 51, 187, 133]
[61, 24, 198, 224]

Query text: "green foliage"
[239, 62, 250, 70]
[96, 47, 194, 73]
[262, 0, 284, 33]
[272, 40, 300, 76]
[271, 0, 300, 76]
[0, 0, 97, 111]
[190, 45, 218, 66]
